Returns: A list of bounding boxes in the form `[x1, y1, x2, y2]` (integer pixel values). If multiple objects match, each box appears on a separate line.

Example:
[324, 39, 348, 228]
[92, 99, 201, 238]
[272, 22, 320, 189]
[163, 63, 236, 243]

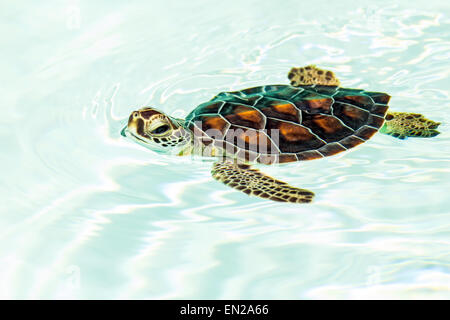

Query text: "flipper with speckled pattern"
[211, 161, 314, 203]
[288, 65, 340, 86]
[381, 112, 441, 139]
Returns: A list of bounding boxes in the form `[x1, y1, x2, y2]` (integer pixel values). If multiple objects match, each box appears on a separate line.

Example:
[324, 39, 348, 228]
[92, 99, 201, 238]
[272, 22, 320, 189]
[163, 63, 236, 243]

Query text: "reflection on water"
[0, 0, 449, 299]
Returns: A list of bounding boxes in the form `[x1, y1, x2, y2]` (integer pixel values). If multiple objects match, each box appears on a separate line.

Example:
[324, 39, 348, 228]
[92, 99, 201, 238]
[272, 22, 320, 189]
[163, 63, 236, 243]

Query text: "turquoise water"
[1, 0, 450, 299]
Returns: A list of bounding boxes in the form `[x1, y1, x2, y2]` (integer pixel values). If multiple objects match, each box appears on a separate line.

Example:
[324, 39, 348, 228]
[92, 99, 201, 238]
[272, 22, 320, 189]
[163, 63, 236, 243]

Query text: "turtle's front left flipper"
[381, 112, 441, 139]
[211, 161, 314, 203]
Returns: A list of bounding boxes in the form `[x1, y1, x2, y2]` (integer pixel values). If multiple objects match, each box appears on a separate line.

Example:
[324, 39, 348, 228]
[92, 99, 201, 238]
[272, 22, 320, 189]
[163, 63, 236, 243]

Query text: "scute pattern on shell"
[185, 84, 390, 163]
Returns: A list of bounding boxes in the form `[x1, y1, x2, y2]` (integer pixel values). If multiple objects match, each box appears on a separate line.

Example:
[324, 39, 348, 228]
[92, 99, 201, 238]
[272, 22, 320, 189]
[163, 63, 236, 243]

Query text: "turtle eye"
[151, 125, 170, 135]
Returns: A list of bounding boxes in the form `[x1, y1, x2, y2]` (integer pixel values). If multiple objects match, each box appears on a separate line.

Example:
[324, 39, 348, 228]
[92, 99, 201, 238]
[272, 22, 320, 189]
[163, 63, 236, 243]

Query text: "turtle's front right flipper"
[288, 65, 341, 86]
[381, 112, 441, 139]
[211, 161, 314, 203]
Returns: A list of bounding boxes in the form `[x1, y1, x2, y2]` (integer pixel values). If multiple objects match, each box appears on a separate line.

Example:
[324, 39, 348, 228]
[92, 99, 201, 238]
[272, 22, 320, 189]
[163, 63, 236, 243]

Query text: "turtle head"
[125, 107, 192, 153]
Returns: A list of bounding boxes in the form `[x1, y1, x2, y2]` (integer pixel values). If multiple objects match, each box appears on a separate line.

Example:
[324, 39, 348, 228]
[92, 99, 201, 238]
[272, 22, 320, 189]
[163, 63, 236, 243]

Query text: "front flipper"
[288, 65, 341, 86]
[211, 161, 314, 203]
[381, 112, 441, 139]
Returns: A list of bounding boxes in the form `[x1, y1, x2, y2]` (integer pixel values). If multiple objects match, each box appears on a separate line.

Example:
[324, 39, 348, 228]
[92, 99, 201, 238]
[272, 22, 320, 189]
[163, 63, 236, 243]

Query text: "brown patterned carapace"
[186, 84, 390, 163]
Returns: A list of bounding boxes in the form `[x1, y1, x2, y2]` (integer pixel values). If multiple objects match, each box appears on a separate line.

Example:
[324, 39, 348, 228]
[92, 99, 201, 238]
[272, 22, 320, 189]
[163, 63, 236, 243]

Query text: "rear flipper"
[381, 112, 441, 139]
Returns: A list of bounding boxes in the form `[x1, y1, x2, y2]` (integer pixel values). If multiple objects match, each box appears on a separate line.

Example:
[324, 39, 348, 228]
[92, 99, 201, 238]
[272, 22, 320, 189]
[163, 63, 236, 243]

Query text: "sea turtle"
[123, 65, 440, 203]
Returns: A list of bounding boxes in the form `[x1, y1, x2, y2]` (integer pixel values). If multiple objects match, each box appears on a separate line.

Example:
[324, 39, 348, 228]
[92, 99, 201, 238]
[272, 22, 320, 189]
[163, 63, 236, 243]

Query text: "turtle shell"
[185, 85, 390, 164]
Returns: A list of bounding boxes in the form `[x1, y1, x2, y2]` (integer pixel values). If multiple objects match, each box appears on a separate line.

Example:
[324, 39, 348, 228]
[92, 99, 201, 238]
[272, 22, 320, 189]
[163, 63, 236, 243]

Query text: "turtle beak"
[120, 125, 128, 137]
[127, 111, 139, 127]
[126, 111, 149, 141]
